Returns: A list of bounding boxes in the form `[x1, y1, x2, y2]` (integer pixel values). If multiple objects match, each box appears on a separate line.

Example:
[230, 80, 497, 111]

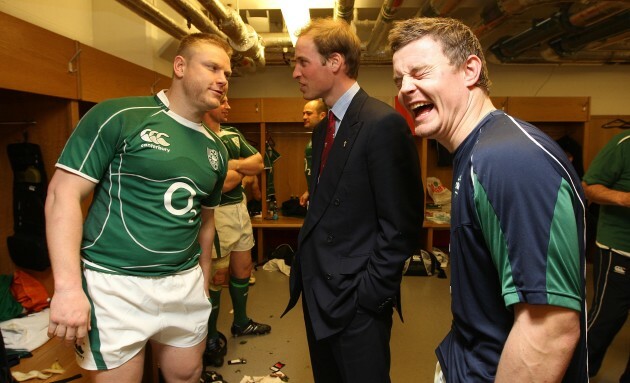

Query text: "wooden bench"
[250, 215, 303, 264]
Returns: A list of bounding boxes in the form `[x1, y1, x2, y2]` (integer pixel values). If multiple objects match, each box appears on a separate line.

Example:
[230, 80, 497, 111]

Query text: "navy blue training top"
[436, 110, 588, 382]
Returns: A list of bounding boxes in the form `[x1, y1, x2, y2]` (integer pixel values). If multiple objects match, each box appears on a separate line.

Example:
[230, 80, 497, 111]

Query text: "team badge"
[231, 136, 240, 148]
[207, 148, 219, 170]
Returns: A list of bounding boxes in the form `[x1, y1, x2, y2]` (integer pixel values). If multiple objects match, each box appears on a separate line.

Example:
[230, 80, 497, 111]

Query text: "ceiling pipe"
[533, 48, 630, 64]
[490, 9, 576, 62]
[366, 0, 405, 56]
[577, 29, 630, 52]
[569, 1, 629, 26]
[549, 10, 630, 57]
[489, 2, 629, 63]
[115, 0, 190, 40]
[474, 0, 580, 38]
[259, 33, 292, 48]
[417, 0, 461, 17]
[161, 0, 227, 39]
[197, 0, 266, 67]
[334, 0, 355, 23]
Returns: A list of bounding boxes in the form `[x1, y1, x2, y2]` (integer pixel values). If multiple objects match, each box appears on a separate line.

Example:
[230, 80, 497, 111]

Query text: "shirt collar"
[330, 81, 360, 126]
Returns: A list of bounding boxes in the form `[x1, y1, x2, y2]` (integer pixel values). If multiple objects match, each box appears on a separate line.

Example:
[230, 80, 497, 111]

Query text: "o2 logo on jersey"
[141, 129, 170, 147]
[164, 182, 197, 223]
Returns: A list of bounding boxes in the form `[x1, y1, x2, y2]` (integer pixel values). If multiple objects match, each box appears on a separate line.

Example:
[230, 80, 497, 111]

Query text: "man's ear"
[328, 52, 344, 73]
[173, 55, 186, 79]
[463, 54, 482, 87]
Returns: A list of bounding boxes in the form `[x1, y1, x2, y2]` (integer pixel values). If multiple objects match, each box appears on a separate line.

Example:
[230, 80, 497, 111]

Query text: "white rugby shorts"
[77, 265, 211, 370]
[212, 199, 254, 259]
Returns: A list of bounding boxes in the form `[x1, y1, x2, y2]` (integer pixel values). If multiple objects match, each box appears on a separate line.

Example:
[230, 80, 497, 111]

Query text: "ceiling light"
[280, 1, 311, 47]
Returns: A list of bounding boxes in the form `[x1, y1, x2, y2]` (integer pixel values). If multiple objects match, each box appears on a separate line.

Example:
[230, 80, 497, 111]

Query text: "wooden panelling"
[0, 12, 78, 100]
[265, 122, 311, 205]
[0, 89, 77, 274]
[78, 44, 171, 103]
[507, 96, 590, 122]
[263, 98, 306, 123]
[584, 115, 630, 171]
[490, 96, 508, 111]
[228, 98, 262, 122]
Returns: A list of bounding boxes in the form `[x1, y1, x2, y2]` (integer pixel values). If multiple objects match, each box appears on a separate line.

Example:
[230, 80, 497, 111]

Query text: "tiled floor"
[210, 263, 629, 382]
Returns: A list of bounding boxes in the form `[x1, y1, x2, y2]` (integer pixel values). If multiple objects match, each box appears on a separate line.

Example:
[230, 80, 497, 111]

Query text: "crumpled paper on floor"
[262, 258, 291, 276]
[239, 376, 284, 383]
[0, 309, 50, 351]
[11, 360, 65, 381]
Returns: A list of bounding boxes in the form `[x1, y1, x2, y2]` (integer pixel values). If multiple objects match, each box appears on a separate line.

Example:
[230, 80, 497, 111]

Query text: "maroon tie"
[320, 110, 335, 174]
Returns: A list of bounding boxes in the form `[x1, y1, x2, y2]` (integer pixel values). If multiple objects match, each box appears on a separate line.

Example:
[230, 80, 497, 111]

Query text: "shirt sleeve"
[472, 153, 582, 312]
[56, 101, 122, 182]
[583, 135, 624, 187]
[237, 129, 259, 158]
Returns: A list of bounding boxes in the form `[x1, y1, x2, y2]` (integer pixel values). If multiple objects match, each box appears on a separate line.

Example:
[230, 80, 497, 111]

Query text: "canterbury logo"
[140, 129, 170, 147]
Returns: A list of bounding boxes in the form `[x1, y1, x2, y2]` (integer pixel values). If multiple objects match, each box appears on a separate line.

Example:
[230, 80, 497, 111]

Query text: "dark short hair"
[389, 17, 491, 92]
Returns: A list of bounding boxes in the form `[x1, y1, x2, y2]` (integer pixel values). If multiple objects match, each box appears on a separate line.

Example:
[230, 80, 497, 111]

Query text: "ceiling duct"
[161, 0, 227, 38]
[489, 2, 630, 63]
[418, 0, 461, 17]
[114, 0, 190, 39]
[549, 10, 630, 58]
[539, 46, 630, 64]
[334, 0, 355, 23]
[490, 9, 578, 62]
[473, 0, 580, 38]
[197, 0, 265, 68]
[365, 0, 405, 56]
[121, 0, 265, 70]
[259, 33, 292, 48]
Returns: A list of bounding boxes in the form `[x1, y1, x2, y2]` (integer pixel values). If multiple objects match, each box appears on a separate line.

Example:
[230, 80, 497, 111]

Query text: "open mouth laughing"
[410, 102, 434, 118]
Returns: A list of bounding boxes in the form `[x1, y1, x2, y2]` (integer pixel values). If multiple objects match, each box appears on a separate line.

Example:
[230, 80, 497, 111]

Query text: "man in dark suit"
[282, 18, 424, 383]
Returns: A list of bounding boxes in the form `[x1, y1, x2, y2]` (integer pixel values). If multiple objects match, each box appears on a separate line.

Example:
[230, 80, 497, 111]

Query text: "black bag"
[1, 328, 17, 383]
[7, 233, 49, 271]
[281, 197, 307, 217]
[404, 250, 437, 276]
[6, 143, 50, 271]
[269, 244, 295, 266]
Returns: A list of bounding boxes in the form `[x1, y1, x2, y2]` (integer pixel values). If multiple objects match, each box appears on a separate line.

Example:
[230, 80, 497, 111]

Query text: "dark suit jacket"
[282, 89, 424, 340]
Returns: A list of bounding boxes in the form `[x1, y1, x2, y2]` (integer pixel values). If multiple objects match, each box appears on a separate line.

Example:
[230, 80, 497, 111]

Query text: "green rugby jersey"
[264, 142, 281, 199]
[56, 90, 227, 276]
[582, 130, 630, 252]
[216, 126, 259, 206]
[304, 140, 313, 190]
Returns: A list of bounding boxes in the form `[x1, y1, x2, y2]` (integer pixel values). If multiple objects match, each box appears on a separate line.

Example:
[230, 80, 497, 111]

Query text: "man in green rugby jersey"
[45, 33, 231, 382]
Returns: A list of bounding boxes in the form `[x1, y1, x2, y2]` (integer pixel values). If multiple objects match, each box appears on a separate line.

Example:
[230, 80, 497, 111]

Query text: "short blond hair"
[297, 18, 361, 79]
[176, 33, 233, 59]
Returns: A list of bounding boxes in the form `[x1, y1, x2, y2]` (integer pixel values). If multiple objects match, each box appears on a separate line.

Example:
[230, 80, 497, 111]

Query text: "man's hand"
[47, 288, 91, 347]
[299, 191, 310, 207]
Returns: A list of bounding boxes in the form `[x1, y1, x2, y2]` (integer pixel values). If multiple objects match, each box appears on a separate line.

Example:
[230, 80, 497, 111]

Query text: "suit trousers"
[587, 248, 630, 381]
[302, 298, 393, 383]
